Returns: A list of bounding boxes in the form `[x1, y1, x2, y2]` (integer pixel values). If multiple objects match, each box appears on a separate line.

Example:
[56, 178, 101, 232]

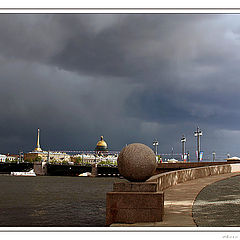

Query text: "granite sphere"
[117, 143, 157, 182]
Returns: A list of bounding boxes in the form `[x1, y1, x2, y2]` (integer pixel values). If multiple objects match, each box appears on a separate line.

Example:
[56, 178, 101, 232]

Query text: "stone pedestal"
[33, 161, 47, 176]
[106, 182, 164, 226]
[91, 163, 98, 177]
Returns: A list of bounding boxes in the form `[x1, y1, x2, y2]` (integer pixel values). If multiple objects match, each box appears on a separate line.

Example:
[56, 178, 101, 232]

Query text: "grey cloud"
[0, 14, 240, 160]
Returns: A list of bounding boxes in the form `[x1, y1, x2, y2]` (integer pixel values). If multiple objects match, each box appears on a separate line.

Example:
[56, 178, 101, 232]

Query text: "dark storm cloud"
[50, 14, 220, 79]
[0, 13, 240, 159]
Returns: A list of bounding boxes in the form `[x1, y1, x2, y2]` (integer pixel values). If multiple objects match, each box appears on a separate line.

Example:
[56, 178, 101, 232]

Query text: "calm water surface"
[0, 176, 124, 227]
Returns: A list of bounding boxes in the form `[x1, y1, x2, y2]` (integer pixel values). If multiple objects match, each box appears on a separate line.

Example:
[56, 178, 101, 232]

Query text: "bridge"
[33, 161, 233, 177]
[46, 163, 120, 177]
[0, 162, 120, 177]
[0, 162, 33, 174]
[0, 161, 235, 178]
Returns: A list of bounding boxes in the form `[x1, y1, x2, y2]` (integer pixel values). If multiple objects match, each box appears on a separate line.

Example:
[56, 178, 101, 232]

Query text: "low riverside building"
[0, 154, 6, 162]
[6, 154, 18, 162]
[0, 154, 19, 162]
[72, 136, 118, 165]
[0, 154, 17, 162]
[72, 153, 118, 165]
[24, 151, 71, 163]
[103, 155, 118, 165]
[72, 154, 96, 164]
[24, 128, 70, 163]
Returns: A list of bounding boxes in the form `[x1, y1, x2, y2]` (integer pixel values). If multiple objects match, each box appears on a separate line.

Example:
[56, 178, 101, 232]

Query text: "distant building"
[24, 128, 70, 163]
[72, 136, 118, 165]
[72, 153, 117, 165]
[25, 151, 71, 162]
[226, 156, 240, 163]
[0, 154, 18, 162]
[72, 154, 96, 164]
[95, 136, 108, 154]
[0, 154, 7, 162]
[6, 154, 18, 161]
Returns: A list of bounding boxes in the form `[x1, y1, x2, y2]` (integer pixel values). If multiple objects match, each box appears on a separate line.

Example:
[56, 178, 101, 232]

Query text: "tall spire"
[34, 128, 42, 152]
[37, 128, 40, 148]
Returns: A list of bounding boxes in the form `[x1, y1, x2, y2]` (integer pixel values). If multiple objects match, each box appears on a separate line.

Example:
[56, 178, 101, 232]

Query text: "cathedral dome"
[95, 136, 108, 151]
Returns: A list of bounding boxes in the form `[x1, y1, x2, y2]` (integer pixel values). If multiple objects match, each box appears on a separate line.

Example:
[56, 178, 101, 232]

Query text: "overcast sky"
[0, 13, 240, 160]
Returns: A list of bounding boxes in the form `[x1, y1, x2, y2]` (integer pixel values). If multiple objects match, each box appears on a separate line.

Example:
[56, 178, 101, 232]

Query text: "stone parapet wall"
[230, 164, 240, 172]
[157, 162, 230, 169]
[148, 163, 240, 192]
[155, 162, 230, 174]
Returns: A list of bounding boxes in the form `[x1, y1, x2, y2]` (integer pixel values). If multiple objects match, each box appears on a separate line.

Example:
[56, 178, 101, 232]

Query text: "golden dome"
[97, 136, 107, 147]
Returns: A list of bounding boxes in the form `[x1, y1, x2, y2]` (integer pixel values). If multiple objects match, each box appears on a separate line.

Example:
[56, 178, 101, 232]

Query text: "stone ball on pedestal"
[117, 143, 157, 182]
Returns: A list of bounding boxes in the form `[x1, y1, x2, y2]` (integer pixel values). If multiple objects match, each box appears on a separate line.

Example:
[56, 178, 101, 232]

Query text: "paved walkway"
[111, 172, 240, 227]
[193, 174, 240, 227]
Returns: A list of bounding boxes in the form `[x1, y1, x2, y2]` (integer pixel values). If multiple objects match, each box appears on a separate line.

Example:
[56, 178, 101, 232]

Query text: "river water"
[0, 176, 125, 227]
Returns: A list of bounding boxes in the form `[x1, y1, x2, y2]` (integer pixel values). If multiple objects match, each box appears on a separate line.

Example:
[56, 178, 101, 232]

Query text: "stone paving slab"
[193, 174, 240, 227]
[111, 172, 240, 227]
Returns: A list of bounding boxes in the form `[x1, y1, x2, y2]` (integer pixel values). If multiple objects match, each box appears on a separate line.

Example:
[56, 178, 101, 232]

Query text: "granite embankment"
[111, 163, 240, 226]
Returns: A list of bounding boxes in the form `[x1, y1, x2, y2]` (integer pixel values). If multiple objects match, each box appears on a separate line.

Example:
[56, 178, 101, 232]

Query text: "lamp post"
[181, 135, 186, 161]
[18, 151, 23, 163]
[187, 152, 190, 162]
[47, 150, 50, 163]
[194, 126, 203, 162]
[171, 147, 174, 159]
[212, 152, 216, 162]
[152, 139, 159, 156]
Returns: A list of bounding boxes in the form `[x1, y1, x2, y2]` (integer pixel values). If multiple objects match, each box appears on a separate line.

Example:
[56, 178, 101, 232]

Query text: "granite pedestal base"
[91, 163, 98, 177]
[106, 182, 164, 226]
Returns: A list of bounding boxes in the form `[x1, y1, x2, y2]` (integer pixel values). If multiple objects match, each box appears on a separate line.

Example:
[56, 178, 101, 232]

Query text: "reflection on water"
[0, 176, 124, 227]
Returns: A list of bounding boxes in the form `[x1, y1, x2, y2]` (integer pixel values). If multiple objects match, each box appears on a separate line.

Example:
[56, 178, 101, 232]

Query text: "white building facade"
[0, 154, 7, 162]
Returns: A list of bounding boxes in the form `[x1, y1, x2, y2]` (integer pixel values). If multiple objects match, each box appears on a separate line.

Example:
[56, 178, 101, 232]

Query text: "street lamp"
[212, 152, 216, 162]
[187, 152, 190, 162]
[47, 150, 50, 163]
[194, 126, 203, 162]
[18, 151, 23, 163]
[152, 139, 159, 155]
[181, 135, 186, 161]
